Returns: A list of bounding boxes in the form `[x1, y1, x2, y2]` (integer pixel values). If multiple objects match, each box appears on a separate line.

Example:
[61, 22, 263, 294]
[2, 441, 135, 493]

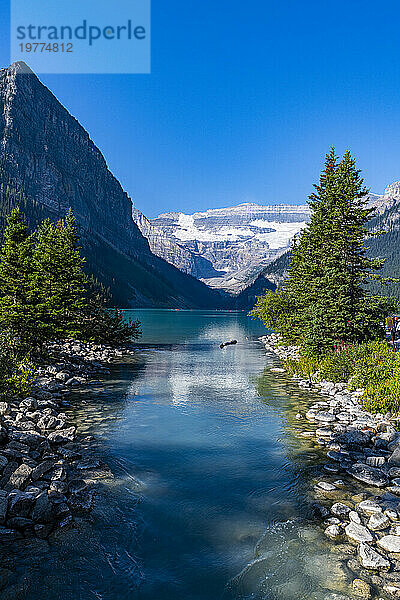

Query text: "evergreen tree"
[251, 149, 397, 353]
[33, 209, 88, 339]
[0, 208, 39, 350]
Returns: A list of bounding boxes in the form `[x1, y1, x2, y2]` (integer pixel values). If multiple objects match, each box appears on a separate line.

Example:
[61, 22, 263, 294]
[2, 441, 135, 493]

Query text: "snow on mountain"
[151, 203, 311, 294]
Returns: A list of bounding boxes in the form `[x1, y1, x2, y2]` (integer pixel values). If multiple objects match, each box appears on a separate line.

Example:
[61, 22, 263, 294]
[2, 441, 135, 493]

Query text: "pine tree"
[251, 149, 397, 353]
[0, 208, 39, 350]
[33, 209, 88, 339]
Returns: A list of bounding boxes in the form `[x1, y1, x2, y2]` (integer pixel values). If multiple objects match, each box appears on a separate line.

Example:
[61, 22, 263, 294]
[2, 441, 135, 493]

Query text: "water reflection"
[0, 311, 359, 600]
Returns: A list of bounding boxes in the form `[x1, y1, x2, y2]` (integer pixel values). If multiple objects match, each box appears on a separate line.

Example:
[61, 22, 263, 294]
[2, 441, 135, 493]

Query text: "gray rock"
[336, 429, 370, 448]
[347, 463, 388, 488]
[345, 522, 374, 543]
[314, 411, 336, 423]
[358, 500, 383, 515]
[315, 481, 337, 492]
[389, 447, 400, 466]
[47, 427, 76, 443]
[359, 542, 390, 570]
[367, 512, 390, 531]
[349, 511, 361, 524]
[325, 524, 342, 539]
[377, 535, 400, 553]
[6, 463, 32, 490]
[366, 456, 385, 468]
[331, 503, 351, 518]
[8, 491, 35, 517]
[31, 460, 54, 481]
[31, 491, 55, 523]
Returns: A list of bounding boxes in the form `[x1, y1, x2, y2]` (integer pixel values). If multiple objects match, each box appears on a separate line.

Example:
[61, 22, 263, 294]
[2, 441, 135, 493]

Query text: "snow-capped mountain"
[150, 203, 311, 293]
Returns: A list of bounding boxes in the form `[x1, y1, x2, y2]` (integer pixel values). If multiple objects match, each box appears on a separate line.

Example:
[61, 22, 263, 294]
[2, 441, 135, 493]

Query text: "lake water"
[0, 310, 353, 600]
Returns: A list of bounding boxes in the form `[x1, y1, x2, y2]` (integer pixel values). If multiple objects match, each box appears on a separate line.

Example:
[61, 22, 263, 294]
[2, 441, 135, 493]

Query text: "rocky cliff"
[132, 208, 219, 278]
[0, 62, 225, 308]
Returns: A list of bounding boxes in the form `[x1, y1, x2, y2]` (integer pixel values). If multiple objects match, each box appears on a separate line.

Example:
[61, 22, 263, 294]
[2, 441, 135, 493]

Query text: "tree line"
[0, 207, 141, 359]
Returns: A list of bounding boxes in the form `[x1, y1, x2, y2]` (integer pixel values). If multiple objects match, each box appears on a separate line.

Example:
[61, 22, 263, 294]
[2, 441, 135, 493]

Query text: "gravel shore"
[0, 340, 136, 542]
[261, 333, 400, 600]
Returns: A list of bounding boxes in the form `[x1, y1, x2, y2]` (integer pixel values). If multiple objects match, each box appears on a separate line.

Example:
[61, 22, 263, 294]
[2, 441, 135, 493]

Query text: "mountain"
[234, 184, 400, 307]
[0, 61, 225, 308]
[132, 208, 219, 278]
[366, 182, 400, 300]
[150, 203, 310, 294]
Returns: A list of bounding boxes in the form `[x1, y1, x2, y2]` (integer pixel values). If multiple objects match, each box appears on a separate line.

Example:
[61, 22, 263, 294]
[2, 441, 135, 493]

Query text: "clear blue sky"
[1, 1, 400, 217]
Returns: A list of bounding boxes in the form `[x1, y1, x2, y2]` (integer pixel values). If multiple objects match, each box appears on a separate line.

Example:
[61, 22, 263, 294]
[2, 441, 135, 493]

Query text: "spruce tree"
[33, 210, 87, 339]
[0, 208, 39, 350]
[252, 149, 397, 353]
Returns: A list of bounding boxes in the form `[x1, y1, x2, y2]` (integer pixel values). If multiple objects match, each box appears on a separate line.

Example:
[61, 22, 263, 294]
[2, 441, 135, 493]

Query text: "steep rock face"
[0, 61, 147, 256]
[370, 183, 400, 216]
[152, 203, 310, 294]
[0, 62, 225, 308]
[132, 208, 219, 278]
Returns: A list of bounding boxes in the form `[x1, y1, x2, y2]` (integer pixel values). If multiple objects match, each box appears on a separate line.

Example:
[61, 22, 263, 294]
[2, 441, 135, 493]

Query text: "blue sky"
[1, 1, 400, 217]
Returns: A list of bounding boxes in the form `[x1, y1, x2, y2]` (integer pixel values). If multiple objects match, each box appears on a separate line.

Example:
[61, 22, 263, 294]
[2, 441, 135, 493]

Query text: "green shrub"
[0, 330, 36, 398]
[285, 340, 400, 414]
[285, 355, 320, 379]
[5, 358, 36, 398]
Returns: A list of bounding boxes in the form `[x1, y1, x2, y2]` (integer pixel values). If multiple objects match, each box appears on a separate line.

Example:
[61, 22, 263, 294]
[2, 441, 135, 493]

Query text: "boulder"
[377, 535, 400, 553]
[345, 522, 373, 543]
[331, 503, 351, 518]
[367, 512, 390, 531]
[347, 463, 388, 488]
[31, 492, 55, 523]
[47, 427, 76, 444]
[336, 430, 370, 448]
[31, 460, 55, 481]
[388, 447, 400, 466]
[6, 463, 32, 490]
[325, 524, 342, 539]
[359, 542, 390, 570]
[8, 491, 35, 517]
[358, 499, 382, 515]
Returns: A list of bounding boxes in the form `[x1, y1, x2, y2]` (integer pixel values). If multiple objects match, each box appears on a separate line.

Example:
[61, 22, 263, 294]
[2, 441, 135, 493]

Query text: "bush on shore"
[286, 341, 400, 414]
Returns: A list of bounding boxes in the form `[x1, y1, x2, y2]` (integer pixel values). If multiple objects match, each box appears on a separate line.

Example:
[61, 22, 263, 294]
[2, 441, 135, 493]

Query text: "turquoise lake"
[1, 310, 346, 600]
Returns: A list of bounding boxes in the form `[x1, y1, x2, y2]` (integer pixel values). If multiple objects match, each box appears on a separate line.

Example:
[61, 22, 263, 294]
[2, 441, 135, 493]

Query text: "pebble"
[351, 578, 372, 599]
[325, 524, 342, 539]
[358, 500, 383, 515]
[316, 481, 337, 492]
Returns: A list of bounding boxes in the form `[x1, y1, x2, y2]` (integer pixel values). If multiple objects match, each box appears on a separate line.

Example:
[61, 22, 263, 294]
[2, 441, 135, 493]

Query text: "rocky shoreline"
[0, 340, 136, 542]
[261, 333, 400, 600]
